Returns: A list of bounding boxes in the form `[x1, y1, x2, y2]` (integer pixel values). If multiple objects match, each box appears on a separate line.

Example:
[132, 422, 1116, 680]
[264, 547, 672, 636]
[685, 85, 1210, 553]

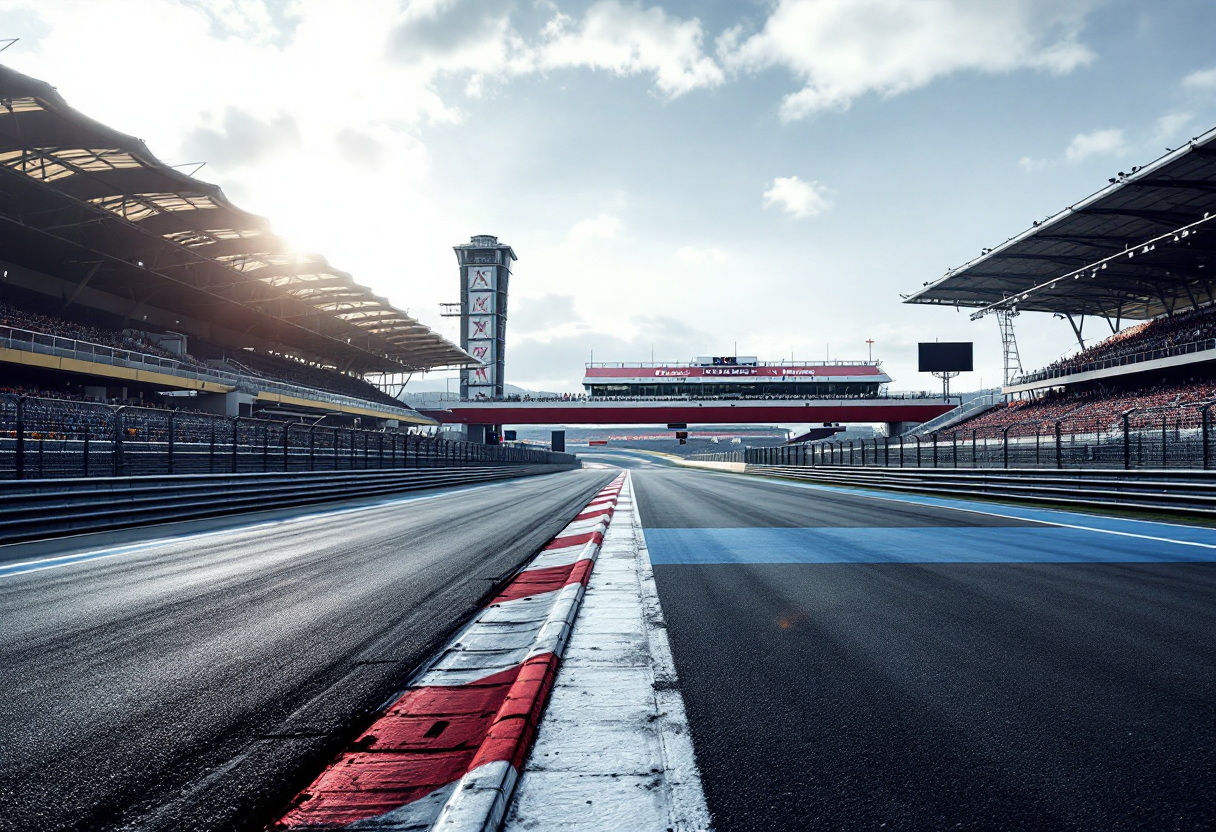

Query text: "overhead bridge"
[420, 397, 954, 432]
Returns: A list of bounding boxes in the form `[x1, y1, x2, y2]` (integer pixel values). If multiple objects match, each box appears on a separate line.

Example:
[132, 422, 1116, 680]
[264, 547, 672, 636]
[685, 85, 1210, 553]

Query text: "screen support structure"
[932, 371, 959, 404]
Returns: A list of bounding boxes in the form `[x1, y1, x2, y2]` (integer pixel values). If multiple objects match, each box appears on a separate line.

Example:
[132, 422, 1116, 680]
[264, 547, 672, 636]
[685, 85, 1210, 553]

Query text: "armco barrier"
[745, 464, 1216, 517]
[0, 464, 577, 544]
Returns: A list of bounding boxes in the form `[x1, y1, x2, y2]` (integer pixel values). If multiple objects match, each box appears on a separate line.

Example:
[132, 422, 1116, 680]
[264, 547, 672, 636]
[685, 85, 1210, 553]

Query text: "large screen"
[918, 342, 973, 373]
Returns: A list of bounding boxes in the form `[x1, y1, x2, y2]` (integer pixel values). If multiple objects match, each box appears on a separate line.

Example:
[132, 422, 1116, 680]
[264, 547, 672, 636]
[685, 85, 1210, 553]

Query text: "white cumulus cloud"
[721, 0, 1095, 121]
[1018, 156, 1047, 173]
[675, 246, 727, 265]
[762, 176, 832, 219]
[1065, 128, 1125, 162]
[1151, 111, 1195, 146]
[539, 1, 724, 97]
[1182, 67, 1216, 89]
[566, 213, 624, 247]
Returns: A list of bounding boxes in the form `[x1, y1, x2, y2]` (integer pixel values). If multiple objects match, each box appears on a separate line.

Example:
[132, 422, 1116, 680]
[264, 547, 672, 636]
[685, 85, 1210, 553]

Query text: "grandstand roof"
[0, 64, 473, 374]
[905, 125, 1216, 322]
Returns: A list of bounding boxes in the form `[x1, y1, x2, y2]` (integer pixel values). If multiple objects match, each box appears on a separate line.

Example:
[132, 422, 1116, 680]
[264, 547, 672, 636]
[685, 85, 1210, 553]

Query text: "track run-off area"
[2, 457, 1214, 830]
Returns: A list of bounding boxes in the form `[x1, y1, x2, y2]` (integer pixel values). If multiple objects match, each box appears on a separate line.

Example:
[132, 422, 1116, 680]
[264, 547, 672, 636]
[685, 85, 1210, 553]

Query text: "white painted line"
[751, 472, 1216, 550]
[503, 474, 712, 832]
[0, 474, 552, 580]
[633, 487, 713, 830]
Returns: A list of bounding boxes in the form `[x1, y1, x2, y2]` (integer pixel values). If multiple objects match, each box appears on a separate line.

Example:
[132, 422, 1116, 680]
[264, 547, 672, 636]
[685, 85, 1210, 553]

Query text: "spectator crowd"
[1, 301, 409, 411]
[1035, 304, 1216, 379]
[1, 302, 201, 365]
[953, 381, 1216, 437]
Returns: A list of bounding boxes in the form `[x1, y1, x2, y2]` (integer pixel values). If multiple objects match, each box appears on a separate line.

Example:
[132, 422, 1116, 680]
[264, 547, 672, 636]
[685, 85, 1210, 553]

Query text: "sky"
[3, 0, 1216, 395]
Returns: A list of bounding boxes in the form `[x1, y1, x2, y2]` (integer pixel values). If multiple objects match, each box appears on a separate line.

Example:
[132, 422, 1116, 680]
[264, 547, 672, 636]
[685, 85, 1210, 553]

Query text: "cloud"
[1182, 67, 1216, 89]
[387, 0, 530, 96]
[510, 294, 581, 335]
[566, 213, 624, 247]
[674, 246, 727, 265]
[721, 0, 1095, 121]
[508, 314, 719, 391]
[762, 176, 832, 219]
[181, 108, 301, 170]
[1151, 111, 1194, 147]
[198, 0, 300, 47]
[1018, 156, 1047, 173]
[538, 1, 724, 97]
[333, 128, 385, 168]
[1064, 128, 1125, 162]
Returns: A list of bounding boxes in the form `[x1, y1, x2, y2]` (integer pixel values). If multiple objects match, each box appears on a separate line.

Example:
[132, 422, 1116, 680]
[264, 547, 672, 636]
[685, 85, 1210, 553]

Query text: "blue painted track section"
[646, 525, 1216, 564]
[764, 475, 1216, 543]
[633, 468, 1216, 831]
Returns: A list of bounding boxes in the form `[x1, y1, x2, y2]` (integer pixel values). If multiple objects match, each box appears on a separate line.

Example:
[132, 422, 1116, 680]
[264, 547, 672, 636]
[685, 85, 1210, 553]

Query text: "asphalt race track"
[571, 445, 680, 469]
[633, 468, 1216, 831]
[6, 460, 1214, 832]
[0, 469, 611, 832]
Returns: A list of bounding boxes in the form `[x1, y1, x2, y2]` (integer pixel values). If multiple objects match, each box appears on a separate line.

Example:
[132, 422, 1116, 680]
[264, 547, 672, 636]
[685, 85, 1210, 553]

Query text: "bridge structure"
[423, 357, 955, 437]
[419, 396, 954, 437]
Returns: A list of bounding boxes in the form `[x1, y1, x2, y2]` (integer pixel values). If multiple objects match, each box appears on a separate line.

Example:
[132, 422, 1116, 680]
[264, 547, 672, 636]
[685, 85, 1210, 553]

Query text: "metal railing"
[2, 324, 240, 385]
[1014, 338, 1216, 386]
[687, 451, 745, 463]
[0, 325, 424, 419]
[736, 467, 1216, 517]
[0, 394, 573, 480]
[585, 359, 881, 368]
[455, 392, 946, 404]
[902, 392, 1001, 436]
[742, 402, 1216, 471]
[0, 465, 578, 544]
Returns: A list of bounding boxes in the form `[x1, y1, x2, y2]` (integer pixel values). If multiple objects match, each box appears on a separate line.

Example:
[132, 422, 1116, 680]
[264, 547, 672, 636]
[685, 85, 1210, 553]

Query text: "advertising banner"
[468, 316, 495, 340]
[584, 365, 883, 379]
[467, 267, 496, 291]
[468, 342, 493, 364]
[468, 291, 496, 315]
[468, 364, 495, 386]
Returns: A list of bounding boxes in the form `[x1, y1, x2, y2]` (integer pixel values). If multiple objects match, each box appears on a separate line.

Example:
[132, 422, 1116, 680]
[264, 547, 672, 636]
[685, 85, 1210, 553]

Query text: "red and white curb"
[276, 473, 625, 831]
[502, 473, 711, 831]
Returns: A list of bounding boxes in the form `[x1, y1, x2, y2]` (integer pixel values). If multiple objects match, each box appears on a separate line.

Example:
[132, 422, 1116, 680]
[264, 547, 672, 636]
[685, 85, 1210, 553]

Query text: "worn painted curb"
[275, 473, 625, 831]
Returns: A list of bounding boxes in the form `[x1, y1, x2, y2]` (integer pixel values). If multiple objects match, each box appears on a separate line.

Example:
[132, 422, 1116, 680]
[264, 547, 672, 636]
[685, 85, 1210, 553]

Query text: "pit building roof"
[905, 125, 1216, 322]
[0, 64, 472, 374]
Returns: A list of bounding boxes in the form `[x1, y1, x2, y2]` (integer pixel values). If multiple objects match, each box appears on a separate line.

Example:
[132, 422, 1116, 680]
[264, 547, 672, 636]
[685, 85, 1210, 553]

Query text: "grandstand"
[905, 125, 1216, 446]
[582, 356, 890, 398]
[0, 63, 474, 429]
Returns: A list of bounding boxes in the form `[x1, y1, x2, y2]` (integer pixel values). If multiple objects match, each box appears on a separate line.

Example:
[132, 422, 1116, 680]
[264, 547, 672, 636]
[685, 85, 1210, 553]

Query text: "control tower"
[453, 235, 516, 401]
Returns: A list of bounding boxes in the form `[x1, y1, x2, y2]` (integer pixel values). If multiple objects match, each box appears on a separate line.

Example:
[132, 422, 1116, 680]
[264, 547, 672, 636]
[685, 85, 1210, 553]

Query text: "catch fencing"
[693, 402, 1216, 470]
[0, 394, 570, 480]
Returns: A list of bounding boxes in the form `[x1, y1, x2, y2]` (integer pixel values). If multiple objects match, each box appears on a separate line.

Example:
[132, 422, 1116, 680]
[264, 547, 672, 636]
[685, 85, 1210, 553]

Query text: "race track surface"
[0, 469, 611, 832]
[633, 468, 1216, 831]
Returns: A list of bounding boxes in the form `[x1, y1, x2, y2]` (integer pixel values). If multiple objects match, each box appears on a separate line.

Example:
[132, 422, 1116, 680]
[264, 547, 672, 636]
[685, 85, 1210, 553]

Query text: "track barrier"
[744, 465, 1216, 517]
[0, 464, 578, 545]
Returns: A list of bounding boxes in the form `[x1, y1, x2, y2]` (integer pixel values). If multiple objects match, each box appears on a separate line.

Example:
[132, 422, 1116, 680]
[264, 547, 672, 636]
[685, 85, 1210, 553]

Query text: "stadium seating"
[217, 350, 404, 408]
[1038, 303, 1216, 378]
[1, 302, 402, 409]
[951, 381, 1216, 436]
[0, 303, 202, 365]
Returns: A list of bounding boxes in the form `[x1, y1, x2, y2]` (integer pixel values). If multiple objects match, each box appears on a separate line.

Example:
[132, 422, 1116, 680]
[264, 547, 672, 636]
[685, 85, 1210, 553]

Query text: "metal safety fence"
[0, 394, 571, 480]
[727, 401, 1216, 471]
